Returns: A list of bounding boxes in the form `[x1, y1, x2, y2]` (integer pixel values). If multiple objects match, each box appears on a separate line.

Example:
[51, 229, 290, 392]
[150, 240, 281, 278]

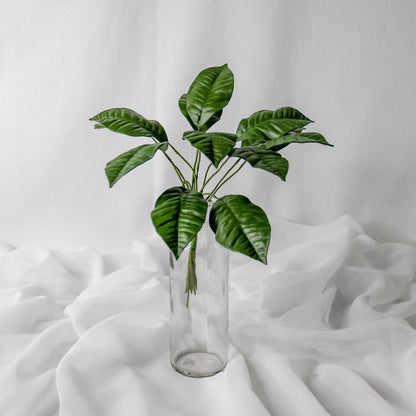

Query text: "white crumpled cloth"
[1, 215, 416, 416]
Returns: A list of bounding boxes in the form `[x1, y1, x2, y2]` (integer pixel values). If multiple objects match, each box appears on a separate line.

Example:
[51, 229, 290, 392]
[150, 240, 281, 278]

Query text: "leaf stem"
[185, 236, 198, 306]
[195, 150, 202, 188]
[200, 157, 229, 193]
[203, 192, 218, 199]
[201, 163, 213, 190]
[207, 159, 247, 201]
[169, 143, 194, 170]
[162, 150, 188, 187]
[191, 150, 200, 190]
[149, 138, 188, 187]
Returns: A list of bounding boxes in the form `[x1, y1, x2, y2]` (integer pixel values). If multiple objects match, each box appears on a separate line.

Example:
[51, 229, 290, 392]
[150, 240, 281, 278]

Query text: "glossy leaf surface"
[240, 137, 267, 148]
[90, 108, 168, 142]
[230, 147, 288, 180]
[266, 107, 311, 121]
[178, 94, 197, 130]
[105, 142, 167, 187]
[237, 107, 312, 142]
[209, 195, 270, 264]
[179, 94, 222, 131]
[183, 131, 236, 167]
[264, 132, 334, 150]
[186, 64, 234, 128]
[151, 187, 208, 259]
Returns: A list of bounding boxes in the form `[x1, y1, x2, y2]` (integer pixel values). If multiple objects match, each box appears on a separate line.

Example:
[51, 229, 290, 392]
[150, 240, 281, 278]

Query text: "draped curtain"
[0, 0, 415, 250]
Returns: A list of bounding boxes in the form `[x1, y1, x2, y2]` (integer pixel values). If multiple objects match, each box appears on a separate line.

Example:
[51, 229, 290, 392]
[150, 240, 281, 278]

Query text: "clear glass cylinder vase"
[169, 221, 229, 377]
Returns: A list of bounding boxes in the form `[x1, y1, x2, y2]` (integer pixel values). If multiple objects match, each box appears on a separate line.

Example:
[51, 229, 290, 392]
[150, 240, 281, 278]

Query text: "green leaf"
[267, 107, 311, 121]
[178, 94, 197, 130]
[186, 64, 234, 128]
[240, 137, 267, 148]
[151, 187, 208, 260]
[230, 147, 288, 180]
[264, 132, 334, 150]
[183, 131, 236, 167]
[105, 142, 167, 187]
[202, 109, 223, 131]
[179, 94, 223, 132]
[90, 108, 168, 143]
[237, 107, 312, 142]
[209, 195, 270, 264]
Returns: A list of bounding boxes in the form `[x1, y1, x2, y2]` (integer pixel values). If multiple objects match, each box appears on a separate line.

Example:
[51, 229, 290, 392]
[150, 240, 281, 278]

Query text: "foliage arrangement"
[90, 64, 332, 305]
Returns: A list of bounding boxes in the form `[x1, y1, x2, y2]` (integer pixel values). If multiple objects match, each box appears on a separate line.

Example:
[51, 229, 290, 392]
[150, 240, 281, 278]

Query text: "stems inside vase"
[185, 236, 198, 307]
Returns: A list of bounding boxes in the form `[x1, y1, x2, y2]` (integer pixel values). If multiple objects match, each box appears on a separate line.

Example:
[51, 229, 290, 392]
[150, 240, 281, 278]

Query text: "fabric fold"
[1, 215, 416, 415]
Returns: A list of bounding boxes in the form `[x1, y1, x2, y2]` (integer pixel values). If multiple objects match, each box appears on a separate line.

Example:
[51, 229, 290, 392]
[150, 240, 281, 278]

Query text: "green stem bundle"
[161, 147, 246, 305]
[185, 236, 198, 307]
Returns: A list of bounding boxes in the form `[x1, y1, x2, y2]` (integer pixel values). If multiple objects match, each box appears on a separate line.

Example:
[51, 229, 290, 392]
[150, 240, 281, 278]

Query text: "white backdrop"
[1, 0, 415, 251]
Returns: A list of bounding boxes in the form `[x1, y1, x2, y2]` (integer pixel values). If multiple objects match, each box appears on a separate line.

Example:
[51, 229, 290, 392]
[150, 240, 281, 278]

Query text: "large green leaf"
[90, 108, 168, 142]
[201, 109, 223, 131]
[229, 147, 288, 180]
[183, 131, 236, 167]
[266, 107, 311, 121]
[186, 64, 234, 128]
[209, 195, 270, 264]
[178, 94, 197, 130]
[264, 132, 334, 150]
[237, 107, 312, 142]
[237, 107, 311, 135]
[240, 137, 267, 148]
[178, 94, 222, 132]
[105, 142, 167, 187]
[151, 187, 208, 260]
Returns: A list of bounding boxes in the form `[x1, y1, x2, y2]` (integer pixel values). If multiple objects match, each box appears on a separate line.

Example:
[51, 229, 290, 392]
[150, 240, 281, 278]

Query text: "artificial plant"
[90, 64, 333, 305]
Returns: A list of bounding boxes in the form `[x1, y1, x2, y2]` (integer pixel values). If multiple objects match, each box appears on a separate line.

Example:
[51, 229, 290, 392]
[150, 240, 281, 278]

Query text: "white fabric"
[1, 216, 416, 416]
[1, 0, 416, 251]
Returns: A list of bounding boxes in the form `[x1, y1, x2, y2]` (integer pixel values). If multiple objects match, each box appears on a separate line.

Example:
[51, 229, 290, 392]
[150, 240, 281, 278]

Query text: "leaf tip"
[106, 176, 116, 188]
[259, 255, 268, 265]
[172, 250, 180, 261]
[105, 170, 116, 188]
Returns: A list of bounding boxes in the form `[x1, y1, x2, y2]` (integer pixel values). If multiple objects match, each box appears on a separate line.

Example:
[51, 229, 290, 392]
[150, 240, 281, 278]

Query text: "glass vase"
[169, 222, 229, 377]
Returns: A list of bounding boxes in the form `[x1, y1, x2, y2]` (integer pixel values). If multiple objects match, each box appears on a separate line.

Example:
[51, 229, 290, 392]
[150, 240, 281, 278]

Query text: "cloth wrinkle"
[1, 216, 416, 415]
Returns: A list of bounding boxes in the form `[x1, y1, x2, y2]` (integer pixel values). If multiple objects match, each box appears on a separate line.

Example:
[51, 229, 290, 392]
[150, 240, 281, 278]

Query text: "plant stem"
[200, 157, 229, 193]
[169, 143, 194, 170]
[185, 236, 198, 307]
[162, 151, 188, 187]
[206, 159, 240, 198]
[201, 163, 213, 189]
[191, 150, 201, 190]
[207, 160, 247, 201]
[203, 192, 217, 199]
[195, 150, 202, 185]
[149, 138, 188, 187]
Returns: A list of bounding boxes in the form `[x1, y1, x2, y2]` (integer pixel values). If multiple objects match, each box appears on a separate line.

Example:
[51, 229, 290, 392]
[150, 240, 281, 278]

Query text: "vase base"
[171, 351, 225, 378]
